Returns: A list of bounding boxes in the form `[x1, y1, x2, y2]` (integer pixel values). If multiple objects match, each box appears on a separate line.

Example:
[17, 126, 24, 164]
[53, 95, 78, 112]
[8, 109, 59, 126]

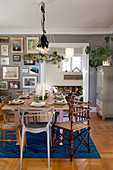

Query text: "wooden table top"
[2, 97, 69, 111]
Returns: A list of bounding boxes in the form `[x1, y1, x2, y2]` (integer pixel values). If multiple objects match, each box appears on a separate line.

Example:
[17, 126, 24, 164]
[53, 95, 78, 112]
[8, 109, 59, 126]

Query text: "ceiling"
[0, 0, 113, 34]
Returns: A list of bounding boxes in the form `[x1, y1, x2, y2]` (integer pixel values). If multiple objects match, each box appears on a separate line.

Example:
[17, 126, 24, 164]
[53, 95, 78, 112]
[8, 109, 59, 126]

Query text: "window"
[62, 55, 82, 72]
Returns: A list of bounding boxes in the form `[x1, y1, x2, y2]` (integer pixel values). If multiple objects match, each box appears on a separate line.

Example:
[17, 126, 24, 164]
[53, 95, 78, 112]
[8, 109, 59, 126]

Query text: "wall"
[0, 34, 109, 106]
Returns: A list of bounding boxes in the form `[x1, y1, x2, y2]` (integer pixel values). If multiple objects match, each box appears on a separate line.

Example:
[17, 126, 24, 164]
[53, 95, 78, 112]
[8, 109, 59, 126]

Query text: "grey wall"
[0, 34, 109, 106]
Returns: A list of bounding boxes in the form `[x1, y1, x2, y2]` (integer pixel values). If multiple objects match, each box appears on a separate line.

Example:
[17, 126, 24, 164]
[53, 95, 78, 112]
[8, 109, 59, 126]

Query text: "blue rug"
[0, 126, 101, 159]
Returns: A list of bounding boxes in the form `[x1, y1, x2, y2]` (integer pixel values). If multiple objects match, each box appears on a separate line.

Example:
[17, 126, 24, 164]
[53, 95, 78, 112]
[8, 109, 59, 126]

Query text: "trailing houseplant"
[85, 37, 113, 69]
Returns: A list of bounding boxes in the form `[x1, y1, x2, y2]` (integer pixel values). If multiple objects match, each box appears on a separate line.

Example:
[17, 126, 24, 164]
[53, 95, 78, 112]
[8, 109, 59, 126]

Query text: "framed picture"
[24, 59, 35, 65]
[22, 68, 29, 74]
[22, 76, 38, 88]
[11, 37, 24, 53]
[2, 66, 19, 80]
[0, 81, 8, 90]
[0, 58, 9, 65]
[0, 45, 8, 56]
[26, 37, 39, 53]
[13, 55, 21, 62]
[0, 37, 9, 43]
[9, 81, 20, 89]
[29, 66, 39, 75]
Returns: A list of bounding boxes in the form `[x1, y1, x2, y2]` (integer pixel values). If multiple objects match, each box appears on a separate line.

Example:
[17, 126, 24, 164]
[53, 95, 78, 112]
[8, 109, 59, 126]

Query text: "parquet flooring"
[0, 112, 113, 170]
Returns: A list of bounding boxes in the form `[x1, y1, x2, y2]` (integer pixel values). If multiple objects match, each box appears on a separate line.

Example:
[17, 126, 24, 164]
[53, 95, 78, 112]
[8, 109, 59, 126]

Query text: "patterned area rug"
[0, 127, 101, 159]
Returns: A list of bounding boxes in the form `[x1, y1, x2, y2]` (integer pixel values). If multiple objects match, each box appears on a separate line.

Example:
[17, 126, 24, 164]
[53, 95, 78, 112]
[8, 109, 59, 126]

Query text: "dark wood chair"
[52, 100, 91, 161]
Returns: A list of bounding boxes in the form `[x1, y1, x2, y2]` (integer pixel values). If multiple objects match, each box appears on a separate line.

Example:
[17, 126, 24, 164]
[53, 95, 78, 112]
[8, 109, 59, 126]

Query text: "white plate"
[8, 100, 24, 105]
[53, 101, 67, 105]
[30, 102, 45, 107]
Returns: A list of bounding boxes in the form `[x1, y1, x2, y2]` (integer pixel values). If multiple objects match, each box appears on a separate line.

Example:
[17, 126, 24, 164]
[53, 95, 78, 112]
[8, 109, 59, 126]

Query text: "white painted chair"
[18, 106, 55, 169]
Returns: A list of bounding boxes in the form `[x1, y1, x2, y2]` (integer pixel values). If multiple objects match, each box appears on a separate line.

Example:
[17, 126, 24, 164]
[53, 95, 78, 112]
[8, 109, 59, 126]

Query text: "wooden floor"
[0, 112, 113, 170]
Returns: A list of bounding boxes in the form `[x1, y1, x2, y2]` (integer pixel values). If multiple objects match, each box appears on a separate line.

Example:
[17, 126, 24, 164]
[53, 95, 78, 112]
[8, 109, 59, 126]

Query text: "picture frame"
[26, 37, 39, 53]
[22, 76, 38, 88]
[29, 66, 39, 75]
[10, 37, 24, 54]
[22, 68, 29, 74]
[0, 58, 9, 65]
[24, 59, 35, 65]
[2, 66, 19, 80]
[9, 81, 20, 89]
[0, 37, 9, 43]
[13, 55, 21, 62]
[0, 45, 9, 56]
[0, 81, 8, 90]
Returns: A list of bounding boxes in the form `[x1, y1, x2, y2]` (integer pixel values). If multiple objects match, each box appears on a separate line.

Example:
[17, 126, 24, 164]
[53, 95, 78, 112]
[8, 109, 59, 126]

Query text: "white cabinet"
[96, 66, 113, 120]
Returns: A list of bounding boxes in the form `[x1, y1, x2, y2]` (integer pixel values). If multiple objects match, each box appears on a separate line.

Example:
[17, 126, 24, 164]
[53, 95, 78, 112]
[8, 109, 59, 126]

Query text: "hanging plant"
[85, 36, 113, 69]
[22, 52, 65, 64]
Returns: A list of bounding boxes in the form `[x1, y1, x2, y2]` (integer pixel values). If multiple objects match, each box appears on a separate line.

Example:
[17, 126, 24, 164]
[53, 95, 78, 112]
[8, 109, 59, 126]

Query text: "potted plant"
[85, 37, 113, 69]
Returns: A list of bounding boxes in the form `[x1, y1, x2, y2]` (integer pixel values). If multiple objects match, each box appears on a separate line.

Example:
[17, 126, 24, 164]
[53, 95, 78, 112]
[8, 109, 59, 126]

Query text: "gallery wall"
[0, 34, 109, 106]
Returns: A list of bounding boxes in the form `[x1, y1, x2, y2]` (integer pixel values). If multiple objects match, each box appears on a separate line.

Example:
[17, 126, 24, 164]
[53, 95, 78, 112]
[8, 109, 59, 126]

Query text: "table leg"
[15, 110, 19, 145]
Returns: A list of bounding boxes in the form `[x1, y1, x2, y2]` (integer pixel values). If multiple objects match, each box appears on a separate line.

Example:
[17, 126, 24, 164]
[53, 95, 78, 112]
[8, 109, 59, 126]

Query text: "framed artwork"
[0, 58, 9, 65]
[24, 59, 35, 65]
[13, 55, 21, 62]
[22, 76, 38, 88]
[22, 68, 29, 74]
[0, 45, 8, 56]
[0, 37, 9, 43]
[2, 66, 19, 80]
[0, 81, 8, 90]
[9, 81, 20, 89]
[29, 66, 39, 75]
[26, 37, 39, 53]
[10, 37, 24, 53]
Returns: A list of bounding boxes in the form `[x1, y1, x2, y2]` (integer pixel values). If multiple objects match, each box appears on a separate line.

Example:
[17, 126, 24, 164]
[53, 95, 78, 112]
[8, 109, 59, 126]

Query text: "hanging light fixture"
[65, 48, 74, 58]
[36, 2, 49, 53]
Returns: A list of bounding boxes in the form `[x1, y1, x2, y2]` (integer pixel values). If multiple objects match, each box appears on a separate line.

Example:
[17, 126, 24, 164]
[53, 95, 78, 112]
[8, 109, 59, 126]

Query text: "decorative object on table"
[22, 2, 64, 65]
[8, 99, 24, 105]
[10, 37, 24, 54]
[0, 81, 8, 90]
[85, 36, 113, 69]
[13, 55, 21, 62]
[22, 76, 38, 88]
[0, 45, 8, 56]
[36, 83, 45, 100]
[29, 66, 39, 75]
[58, 87, 63, 94]
[9, 81, 20, 89]
[24, 59, 35, 65]
[0, 37, 9, 43]
[26, 37, 39, 54]
[0, 57, 9, 65]
[2, 66, 19, 80]
[22, 68, 29, 74]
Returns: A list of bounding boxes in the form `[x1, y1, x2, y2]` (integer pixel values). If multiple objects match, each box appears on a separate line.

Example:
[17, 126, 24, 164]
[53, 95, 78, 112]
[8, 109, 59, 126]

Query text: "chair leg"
[70, 131, 73, 161]
[52, 126, 55, 153]
[3, 130, 5, 148]
[20, 128, 25, 170]
[8, 115, 10, 122]
[88, 128, 90, 153]
[47, 129, 50, 169]
[18, 130, 21, 150]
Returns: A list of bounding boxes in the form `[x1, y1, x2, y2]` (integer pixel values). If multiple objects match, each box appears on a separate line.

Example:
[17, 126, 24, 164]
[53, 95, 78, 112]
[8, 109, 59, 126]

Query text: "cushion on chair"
[25, 123, 47, 128]
[54, 121, 89, 131]
[1, 122, 22, 129]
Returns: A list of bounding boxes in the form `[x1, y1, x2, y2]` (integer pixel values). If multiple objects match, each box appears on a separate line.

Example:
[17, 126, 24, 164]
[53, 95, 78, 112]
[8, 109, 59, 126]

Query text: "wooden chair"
[52, 100, 91, 161]
[0, 103, 22, 150]
[0, 95, 15, 122]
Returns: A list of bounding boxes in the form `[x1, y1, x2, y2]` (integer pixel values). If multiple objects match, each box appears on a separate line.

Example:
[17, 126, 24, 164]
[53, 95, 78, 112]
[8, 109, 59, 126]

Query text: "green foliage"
[22, 52, 65, 65]
[85, 36, 113, 70]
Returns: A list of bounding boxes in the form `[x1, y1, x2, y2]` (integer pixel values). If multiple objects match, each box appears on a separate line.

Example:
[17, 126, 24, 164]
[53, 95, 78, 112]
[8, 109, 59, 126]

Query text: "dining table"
[2, 97, 69, 123]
